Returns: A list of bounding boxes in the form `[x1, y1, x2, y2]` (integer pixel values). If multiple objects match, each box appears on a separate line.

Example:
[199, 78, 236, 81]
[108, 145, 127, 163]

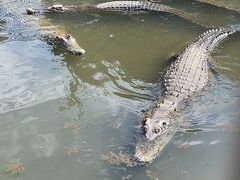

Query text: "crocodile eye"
[162, 122, 167, 128]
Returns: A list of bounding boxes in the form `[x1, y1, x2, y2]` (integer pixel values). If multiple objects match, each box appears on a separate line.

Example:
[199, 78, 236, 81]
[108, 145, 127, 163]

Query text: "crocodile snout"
[71, 48, 86, 55]
[76, 48, 86, 55]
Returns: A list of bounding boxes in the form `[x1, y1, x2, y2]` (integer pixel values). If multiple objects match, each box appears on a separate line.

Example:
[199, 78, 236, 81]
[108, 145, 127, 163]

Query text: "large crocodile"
[0, 0, 85, 55]
[27, 1, 206, 27]
[135, 26, 240, 163]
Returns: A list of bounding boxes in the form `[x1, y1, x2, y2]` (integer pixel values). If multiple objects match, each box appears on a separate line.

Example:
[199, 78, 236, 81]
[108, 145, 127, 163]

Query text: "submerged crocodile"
[38, 25, 86, 55]
[148, 0, 240, 13]
[0, 0, 85, 55]
[134, 26, 240, 163]
[27, 1, 205, 27]
[196, 0, 240, 13]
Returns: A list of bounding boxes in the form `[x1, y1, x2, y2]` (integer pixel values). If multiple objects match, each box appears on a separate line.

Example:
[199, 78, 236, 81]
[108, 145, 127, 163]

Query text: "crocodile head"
[48, 33, 86, 55]
[144, 116, 169, 141]
[135, 107, 176, 162]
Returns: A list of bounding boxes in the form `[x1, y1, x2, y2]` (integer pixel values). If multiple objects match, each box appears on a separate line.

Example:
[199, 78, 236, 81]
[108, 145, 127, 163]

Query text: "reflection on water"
[0, 0, 239, 179]
[0, 40, 67, 113]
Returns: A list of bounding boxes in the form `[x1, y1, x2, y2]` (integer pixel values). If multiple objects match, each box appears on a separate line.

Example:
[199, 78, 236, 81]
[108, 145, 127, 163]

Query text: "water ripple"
[0, 40, 67, 114]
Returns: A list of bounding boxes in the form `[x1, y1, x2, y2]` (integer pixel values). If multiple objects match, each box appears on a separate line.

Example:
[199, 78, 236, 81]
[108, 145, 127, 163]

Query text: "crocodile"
[39, 27, 85, 55]
[27, 1, 206, 27]
[135, 26, 240, 163]
[0, 0, 85, 55]
[147, 0, 240, 13]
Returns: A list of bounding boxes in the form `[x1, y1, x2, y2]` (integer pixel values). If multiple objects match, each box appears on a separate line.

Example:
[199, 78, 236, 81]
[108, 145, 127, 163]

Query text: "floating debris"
[180, 170, 189, 175]
[65, 145, 79, 157]
[64, 121, 80, 135]
[101, 151, 137, 167]
[6, 159, 25, 175]
[121, 174, 132, 180]
[145, 170, 159, 180]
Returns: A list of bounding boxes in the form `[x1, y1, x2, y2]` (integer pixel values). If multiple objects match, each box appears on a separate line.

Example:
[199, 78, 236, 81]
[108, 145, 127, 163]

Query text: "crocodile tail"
[95, 1, 210, 28]
[191, 25, 240, 53]
[145, 1, 212, 28]
[196, 0, 240, 13]
[160, 6, 210, 28]
[153, 2, 214, 28]
[197, 26, 239, 53]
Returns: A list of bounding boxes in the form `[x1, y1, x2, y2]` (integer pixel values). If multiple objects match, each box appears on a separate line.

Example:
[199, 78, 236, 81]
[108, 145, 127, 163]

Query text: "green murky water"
[0, 0, 239, 179]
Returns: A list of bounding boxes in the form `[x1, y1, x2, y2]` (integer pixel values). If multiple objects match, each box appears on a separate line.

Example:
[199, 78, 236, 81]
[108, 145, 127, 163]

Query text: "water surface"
[0, 0, 239, 179]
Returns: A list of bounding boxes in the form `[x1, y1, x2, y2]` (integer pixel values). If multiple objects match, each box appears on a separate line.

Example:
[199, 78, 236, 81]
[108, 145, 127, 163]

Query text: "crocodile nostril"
[153, 128, 160, 134]
[75, 51, 82, 55]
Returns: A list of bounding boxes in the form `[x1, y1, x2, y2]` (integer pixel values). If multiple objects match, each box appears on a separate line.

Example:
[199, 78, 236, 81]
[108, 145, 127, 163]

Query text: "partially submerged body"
[135, 26, 240, 163]
[27, 1, 205, 27]
[40, 25, 85, 55]
[30, 13, 85, 55]
[147, 0, 240, 13]
[196, 0, 240, 13]
[29, 18, 85, 55]
[1, 1, 85, 55]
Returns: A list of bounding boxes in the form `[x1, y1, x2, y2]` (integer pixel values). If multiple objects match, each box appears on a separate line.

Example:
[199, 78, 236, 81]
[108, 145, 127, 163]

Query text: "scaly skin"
[135, 26, 240, 163]
[93, 1, 201, 26]
[40, 1, 189, 17]
[29, 1, 205, 27]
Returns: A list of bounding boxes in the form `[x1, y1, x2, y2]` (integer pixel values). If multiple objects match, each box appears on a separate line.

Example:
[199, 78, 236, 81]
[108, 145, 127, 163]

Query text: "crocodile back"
[144, 27, 239, 142]
[95, 1, 171, 12]
[164, 27, 238, 103]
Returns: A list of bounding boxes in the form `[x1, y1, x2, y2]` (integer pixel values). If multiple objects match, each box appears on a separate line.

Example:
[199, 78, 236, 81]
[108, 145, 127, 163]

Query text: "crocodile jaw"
[135, 133, 172, 163]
